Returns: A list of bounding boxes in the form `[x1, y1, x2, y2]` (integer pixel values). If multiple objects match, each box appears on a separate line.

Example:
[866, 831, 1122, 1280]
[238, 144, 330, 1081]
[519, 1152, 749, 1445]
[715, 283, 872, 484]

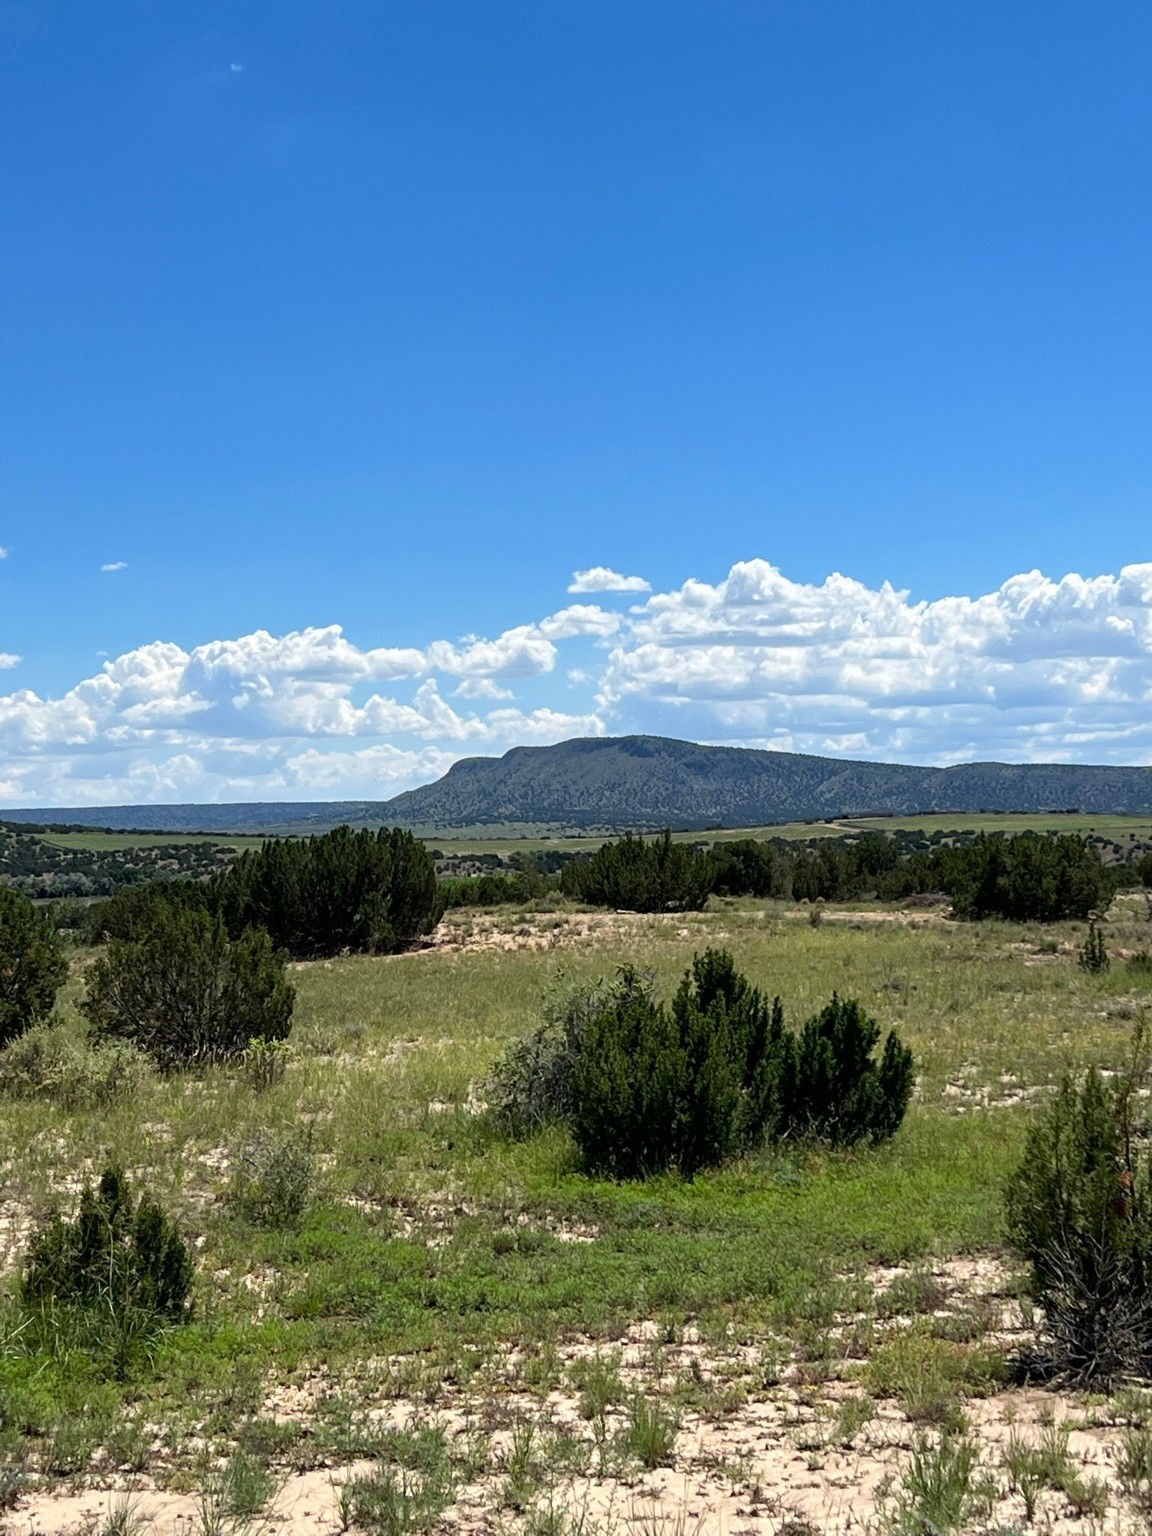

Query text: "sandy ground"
[9, 1258, 1152, 1536]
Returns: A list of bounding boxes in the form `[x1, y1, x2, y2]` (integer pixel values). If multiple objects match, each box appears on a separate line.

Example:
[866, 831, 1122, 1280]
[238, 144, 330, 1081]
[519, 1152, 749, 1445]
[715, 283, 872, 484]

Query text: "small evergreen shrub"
[81, 903, 294, 1070]
[786, 995, 914, 1146]
[494, 949, 914, 1178]
[0, 1023, 149, 1108]
[21, 1167, 193, 1324]
[0, 887, 69, 1046]
[1078, 921, 1110, 975]
[1004, 1053, 1152, 1384]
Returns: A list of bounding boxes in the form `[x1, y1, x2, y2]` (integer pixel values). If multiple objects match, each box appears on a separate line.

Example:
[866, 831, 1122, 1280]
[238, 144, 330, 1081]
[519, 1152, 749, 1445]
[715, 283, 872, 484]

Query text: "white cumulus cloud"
[568, 566, 652, 594]
[599, 560, 1152, 764]
[100, 561, 128, 573]
[3, 558, 1152, 805]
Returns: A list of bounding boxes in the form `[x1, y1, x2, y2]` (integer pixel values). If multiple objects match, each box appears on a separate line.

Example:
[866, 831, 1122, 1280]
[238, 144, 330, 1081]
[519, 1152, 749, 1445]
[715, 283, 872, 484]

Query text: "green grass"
[426, 810, 1152, 854]
[37, 831, 264, 850]
[32, 810, 1152, 855]
[1, 893, 1151, 1488]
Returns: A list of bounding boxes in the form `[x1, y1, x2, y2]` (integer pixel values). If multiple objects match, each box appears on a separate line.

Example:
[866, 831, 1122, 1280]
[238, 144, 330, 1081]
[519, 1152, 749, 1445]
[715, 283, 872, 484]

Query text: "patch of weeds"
[338, 1450, 453, 1536]
[0, 1023, 150, 1108]
[103, 1412, 153, 1472]
[865, 1326, 1004, 1427]
[879, 1267, 949, 1318]
[41, 1412, 103, 1477]
[229, 1127, 315, 1229]
[76, 1494, 146, 1536]
[616, 1395, 678, 1470]
[1002, 1424, 1074, 1522]
[931, 1300, 997, 1345]
[569, 1353, 626, 1423]
[234, 1417, 303, 1464]
[628, 1502, 704, 1536]
[1118, 1420, 1152, 1514]
[829, 1392, 874, 1447]
[0, 1459, 25, 1513]
[215, 1447, 280, 1521]
[522, 1339, 563, 1394]
[1112, 1386, 1152, 1425]
[521, 1487, 603, 1536]
[540, 1426, 595, 1480]
[241, 1037, 292, 1092]
[883, 1431, 993, 1535]
[501, 1418, 541, 1512]
[1062, 1472, 1109, 1521]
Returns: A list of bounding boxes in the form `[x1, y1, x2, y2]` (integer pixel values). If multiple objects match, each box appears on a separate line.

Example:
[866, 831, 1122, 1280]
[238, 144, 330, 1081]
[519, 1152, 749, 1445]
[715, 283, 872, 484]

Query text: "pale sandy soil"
[9, 1258, 1152, 1536]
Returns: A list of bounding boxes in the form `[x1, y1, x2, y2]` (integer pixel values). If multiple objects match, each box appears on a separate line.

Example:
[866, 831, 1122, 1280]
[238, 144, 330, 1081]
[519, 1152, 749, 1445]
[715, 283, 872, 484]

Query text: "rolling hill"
[4, 735, 1152, 835]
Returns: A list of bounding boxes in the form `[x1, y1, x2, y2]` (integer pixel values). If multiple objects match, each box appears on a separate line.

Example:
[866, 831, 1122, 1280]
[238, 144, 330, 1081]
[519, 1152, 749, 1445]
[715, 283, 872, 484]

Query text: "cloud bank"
[2, 560, 1151, 804]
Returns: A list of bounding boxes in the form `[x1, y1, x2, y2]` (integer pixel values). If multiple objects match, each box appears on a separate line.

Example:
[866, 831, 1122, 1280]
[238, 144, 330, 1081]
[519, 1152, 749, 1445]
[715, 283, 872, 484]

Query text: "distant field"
[38, 831, 265, 851]
[26, 809, 1152, 857]
[426, 809, 1152, 855]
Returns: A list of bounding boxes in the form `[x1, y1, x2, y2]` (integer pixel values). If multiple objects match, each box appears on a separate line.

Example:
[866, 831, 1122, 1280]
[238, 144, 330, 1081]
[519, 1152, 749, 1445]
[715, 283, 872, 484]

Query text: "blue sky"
[2, 1, 1152, 804]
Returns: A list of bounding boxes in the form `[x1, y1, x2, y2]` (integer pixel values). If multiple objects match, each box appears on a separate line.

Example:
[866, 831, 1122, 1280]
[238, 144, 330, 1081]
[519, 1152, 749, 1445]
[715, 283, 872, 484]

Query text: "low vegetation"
[81, 903, 295, 1069]
[0, 887, 67, 1044]
[2, 817, 1152, 1533]
[1006, 1039, 1152, 1385]
[491, 950, 912, 1177]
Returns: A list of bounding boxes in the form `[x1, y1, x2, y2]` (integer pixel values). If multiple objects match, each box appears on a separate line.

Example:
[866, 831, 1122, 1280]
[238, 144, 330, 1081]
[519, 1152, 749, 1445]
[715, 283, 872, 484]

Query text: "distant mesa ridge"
[3, 735, 1152, 835]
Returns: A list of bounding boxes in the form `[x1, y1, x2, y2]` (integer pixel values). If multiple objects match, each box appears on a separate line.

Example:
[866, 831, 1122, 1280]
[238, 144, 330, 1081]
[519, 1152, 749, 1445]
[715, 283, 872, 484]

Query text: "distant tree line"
[80, 825, 444, 958]
[0, 826, 239, 899]
[0, 825, 446, 1077]
[557, 827, 1137, 921]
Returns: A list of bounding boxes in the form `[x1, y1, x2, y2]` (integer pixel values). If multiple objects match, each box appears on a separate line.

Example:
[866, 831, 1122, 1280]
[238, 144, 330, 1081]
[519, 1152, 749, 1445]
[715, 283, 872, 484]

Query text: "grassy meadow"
[4, 892, 1152, 1532]
[27, 809, 1152, 857]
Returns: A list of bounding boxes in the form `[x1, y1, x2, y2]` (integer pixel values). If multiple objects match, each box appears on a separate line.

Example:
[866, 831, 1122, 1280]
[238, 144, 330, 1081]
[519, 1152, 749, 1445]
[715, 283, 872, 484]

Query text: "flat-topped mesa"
[4, 735, 1151, 835]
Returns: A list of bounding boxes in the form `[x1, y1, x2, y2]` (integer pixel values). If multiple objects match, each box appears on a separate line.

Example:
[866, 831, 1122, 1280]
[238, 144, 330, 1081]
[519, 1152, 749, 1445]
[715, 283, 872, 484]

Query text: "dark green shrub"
[571, 966, 694, 1176]
[506, 948, 914, 1178]
[0, 887, 68, 1046]
[1078, 921, 1110, 975]
[22, 1167, 193, 1323]
[786, 995, 915, 1147]
[560, 831, 712, 912]
[1005, 1056, 1152, 1384]
[215, 825, 442, 957]
[706, 839, 791, 899]
[82, 879, 214, 944]
[949, 832, 1112, 922]
[81, 904, 294, 1070]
